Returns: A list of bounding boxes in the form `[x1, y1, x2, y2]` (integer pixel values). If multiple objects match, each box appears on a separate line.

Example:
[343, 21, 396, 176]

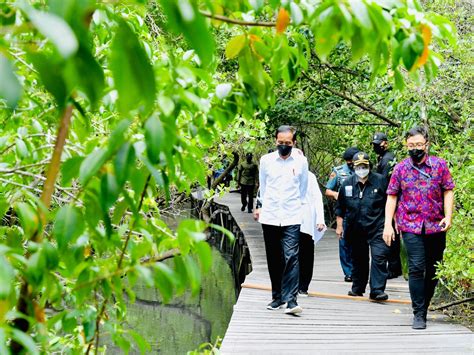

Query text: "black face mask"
[277, 144, 292, 157]
[347, 162, 354, 170]
[409, 149, 426, 163]
[246, 157, 252, 163]
[373, 143, 385, 155]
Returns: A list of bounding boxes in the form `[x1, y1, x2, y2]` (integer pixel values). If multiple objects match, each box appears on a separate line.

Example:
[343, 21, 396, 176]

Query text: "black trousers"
[388, 223, 402, 275]
[349, 228, 390, 296]
[240, 184, 255, 212]
[262, 224, 300, 303]
[402, 230, 446, 317]
[299, 232, 314, 292]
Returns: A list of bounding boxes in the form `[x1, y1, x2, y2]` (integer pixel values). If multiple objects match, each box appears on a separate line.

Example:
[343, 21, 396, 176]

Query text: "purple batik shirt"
[387, 156, 455, 235]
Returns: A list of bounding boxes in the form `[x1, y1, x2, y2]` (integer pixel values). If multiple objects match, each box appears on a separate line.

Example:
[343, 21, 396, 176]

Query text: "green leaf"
[0, 328, 7, 355]
[394, 68, 405, 90]
[67, 45, 105, 108]
[177, 219, 206, 255]
[194, 241, 212, 273]
[225, 35, 247, 59]
[61, 156, 84, 186]
[53, 205, 84, 250]
[144, 116, 164, 164]
[15, 202, 39, 239]
[0, 255, 14, 298]
[0, 54, 22, 108]
[79, 148, 108, 185]
[15, 138, 29, 159]
[23, 5, 78, 59]
[100, 173, 119, 211]
[42, 241, 59, 269]
[29, 53, 68, 108]
[401, 35, 417, 71]
[209, 223, 235, 243]
[152, 263, 175, 303]
[128, 330, 151, 354]
[351, 0, 372, 29]
[11, 329, 39, 355]
[110, 19, 156, 116]
[160, 0, 215, 65]
[25, 250, 46, 286]
[115, 142, 136, 187]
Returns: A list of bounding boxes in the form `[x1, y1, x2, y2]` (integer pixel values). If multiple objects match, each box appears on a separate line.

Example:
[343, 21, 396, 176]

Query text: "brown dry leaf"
[33, 301, 46, 323]
[414, 24, 432, 69]
[276, 8, 290, 34]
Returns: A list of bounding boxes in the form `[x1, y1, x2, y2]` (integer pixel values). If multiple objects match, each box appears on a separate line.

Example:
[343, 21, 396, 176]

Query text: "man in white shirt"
[254, 126, 309, 315]
[299, 171, 326, 296]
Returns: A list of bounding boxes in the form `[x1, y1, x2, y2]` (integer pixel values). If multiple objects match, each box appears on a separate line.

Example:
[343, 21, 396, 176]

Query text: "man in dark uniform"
[372, 132, 402, 279]
[325, 146, 359, 282]
[238, 153, 258, 213]
[335, 152, 390, 301]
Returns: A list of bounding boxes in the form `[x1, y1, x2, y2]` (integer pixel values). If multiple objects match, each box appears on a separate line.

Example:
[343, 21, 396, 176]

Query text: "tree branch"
[199, 10, 275, 27]
[301, 71, 400, 127]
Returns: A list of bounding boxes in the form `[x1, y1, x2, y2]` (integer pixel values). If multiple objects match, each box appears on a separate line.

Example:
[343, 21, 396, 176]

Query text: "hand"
[335, 225, 343, 239]
[383, 225, 395, 246]
[394, 220, 399, 234]
[253, 208, 260, 221]
[334, 192, 339, 200]
[316, 224, 325, 232]
[439, 216, 452, 232]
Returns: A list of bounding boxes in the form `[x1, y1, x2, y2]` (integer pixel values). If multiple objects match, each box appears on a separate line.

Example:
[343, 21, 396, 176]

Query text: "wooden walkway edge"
[217, 193, 473, 354]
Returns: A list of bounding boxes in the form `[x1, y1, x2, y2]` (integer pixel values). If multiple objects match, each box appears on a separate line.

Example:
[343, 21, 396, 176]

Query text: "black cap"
[343, 147, 359, 161]
[353, 152, 370, 166]
[372, 132, 388, 144]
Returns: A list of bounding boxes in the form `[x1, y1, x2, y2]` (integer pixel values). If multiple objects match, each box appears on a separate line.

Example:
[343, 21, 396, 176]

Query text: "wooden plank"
[216, 193, 473, 354]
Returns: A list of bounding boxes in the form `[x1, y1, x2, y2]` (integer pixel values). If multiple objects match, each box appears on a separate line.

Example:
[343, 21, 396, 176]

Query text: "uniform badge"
[345, 185, 353, 197]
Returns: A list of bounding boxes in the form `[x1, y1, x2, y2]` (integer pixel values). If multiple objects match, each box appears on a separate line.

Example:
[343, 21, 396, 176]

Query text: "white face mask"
[355, 168, 370, 178]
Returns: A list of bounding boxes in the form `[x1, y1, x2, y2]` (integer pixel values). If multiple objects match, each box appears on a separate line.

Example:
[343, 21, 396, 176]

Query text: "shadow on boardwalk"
[217, 193, 473, 354]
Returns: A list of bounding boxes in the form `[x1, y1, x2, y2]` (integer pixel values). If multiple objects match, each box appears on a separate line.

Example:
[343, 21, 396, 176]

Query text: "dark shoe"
[284, 301, 302, 315]
[348, 290, 363, 297]
[298, 290, 309, 297]
[247, 209, 253, 213]
[369, 292, 389, 301]
[412, 315, 427, 330]
[266, 299, 285, 310]
[240, 205, 246, 211]
[344, 275, 352, 282]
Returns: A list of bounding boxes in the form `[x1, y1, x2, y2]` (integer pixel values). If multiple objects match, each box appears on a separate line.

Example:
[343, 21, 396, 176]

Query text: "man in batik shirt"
[383, 126, 455, 330]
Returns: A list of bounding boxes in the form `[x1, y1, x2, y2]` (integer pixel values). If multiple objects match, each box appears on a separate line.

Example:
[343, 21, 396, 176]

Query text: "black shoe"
[348, 290, 363, 297]
[344, 276, 352, 282]
[247, 209, 253, 213]
[369, 292, 389, 301]
[266, 299, 285, 310]
[241, 205, 246, 211]
[284, 301, 302, 315]
[412, 315, 427, 329]
[298, 290, 309, 297]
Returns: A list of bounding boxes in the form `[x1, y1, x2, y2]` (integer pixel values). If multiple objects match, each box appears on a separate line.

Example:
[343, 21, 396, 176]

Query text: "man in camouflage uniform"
[325, 147, 360, 282]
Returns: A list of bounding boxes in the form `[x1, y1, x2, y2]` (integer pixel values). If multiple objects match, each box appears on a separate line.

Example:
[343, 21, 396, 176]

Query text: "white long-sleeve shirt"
[300, 172, 327, 243]
[258, 150, 308, 226]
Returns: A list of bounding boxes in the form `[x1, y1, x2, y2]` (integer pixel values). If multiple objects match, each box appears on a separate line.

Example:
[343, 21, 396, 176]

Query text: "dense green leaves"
[160, 0, 215, 65]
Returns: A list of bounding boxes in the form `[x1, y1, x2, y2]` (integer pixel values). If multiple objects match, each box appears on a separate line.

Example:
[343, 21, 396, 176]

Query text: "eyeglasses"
[407, 143, 426, 149]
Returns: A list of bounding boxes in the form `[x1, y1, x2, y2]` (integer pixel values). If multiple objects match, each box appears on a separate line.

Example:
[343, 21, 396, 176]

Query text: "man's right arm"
[383, 195, 398, 246]
[325, 170, 338, 200]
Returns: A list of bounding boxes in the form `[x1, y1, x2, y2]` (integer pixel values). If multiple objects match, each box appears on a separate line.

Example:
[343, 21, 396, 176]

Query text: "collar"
[411, 155, 432, 168]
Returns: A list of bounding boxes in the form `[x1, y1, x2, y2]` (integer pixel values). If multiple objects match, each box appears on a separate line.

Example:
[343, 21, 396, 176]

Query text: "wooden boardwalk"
[217, 193, 473, 354]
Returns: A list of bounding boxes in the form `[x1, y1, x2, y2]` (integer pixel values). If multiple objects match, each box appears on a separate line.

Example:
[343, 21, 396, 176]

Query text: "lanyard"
[410, 157, 432, 179]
